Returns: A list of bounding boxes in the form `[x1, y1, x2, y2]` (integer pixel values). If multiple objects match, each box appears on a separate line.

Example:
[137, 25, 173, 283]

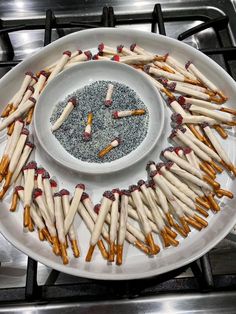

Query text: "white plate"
[0, 28, 236, 280]
[34, 61, 164, 174]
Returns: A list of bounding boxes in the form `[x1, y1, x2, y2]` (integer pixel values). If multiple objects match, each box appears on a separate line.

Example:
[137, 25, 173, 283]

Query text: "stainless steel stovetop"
[1, 1, 236, 313]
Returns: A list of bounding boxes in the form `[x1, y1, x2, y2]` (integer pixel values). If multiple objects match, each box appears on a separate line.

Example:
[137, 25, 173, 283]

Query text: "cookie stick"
[77, 202, 108, 260]
[98, 43, 117, 55]
[64, 183, 85, 235]
[23, 161, 37, 227]
[42, 171, 55, 223]
[47, 51, 71, 83]
[33, 188, 60, 255]
[60, 189, 80, 258]
[81, 192, 110, 244]
[0, 119, 24, 179]
[117, 45, 137, 56]
[130, 185, 159, 254]
[108, 189, 120, 262]
[51, 97, 77, 131]
[0, 128, 29, 198]
[171, 112, 218, 126]
[85, 191, 114, 262]
[116, 190, 130, 265]
[16, 186, 52, 243]
[54, 193, 69, 265]
[202, 123, 236, 175]
[185, 61, 227, 101]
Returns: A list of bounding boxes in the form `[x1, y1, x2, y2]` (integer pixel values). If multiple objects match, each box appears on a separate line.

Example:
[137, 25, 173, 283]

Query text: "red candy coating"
[21, 128, 29, 136]
[121, 189, 131, 197]
[137, 179, 145, 187]
[112, 188, 120, 195]
[37, 168, 45, 175]
[165, 161, 174, 170]
[33, 188, 43, 198]
[60, 189, 70, 196]
[76, 183, 85, 190]
[29, 97, 36, 104]
[171, 113, 183, 125]
[15, 185, 24, 192]
[50, 179, 57, 187]
[81, 192, 89, 201]
[84, 50, 92, 60]
[63, 50, 71, 57]
[183, 147, 192, 155]
[156, 162, 165, 171]
[94, 204, 101, 214]
[103, 191, 115, 201]
[98, 43, 104, 52]
[129, 185, 139, 192]
[54, 192, 61, 197]
[105, 100, 112, 107]
[27, 86, 35, 93]
[130, 43, 136, 52]
[149, 170, 158, 178]
[117, 44, 123, 53]
[68, 97, 77, 106]
[25, 71, 34, 77]
[42, 171, 50, 179]
[26, 141, 35, 149]
[112, 111, 119, 119]
[27, 161, 37, 170]
[112, 55, 120, 62]
[185, 61, 192, 69]
[83, 132, 91, 141]
[178, 96, 186, 105]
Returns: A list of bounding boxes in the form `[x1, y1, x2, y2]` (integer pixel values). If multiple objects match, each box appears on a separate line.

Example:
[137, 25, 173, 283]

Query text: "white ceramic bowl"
[34, 61, 164, 175]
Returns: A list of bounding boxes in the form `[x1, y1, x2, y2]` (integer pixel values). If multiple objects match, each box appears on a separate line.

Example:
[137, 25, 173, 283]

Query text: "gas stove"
[1, 1, 236, 313]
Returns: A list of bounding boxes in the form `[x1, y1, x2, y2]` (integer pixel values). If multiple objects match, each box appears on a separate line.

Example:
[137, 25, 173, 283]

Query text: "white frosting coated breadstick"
[109, 189, 120, 243]
[0, 98, 36, 131]
[167, 162, 211, 191]
[184, 127, 221, 162]
[130, 43, 153, 56]
[105, 83, 114, 107]
[117, 44, 136, 56]
[168, 99, 187, 116]
[178, 96, 219, 110]
[64, 183, 85, 235]
[98, 43, 117, 55]
[202, 123, 233, 167]
[183, 148, 200, 169]
[61, 190, 76, 240]
[36, 168, 46, 202]
[166, 81, 210, 100]
[165, 55, 197, 80]
[69, 50, 92, 63]
[47, 51, 71, 83]
[115, 55, 155, 64]
[130, 185, 159, 255]
[33, 71, 48, 101]
[42, 171, 55, 223]
[182, 178, 205, 197]
[162, 148, 202, 178]
[12, 72, 33, 109]
[51, 98, 76, 131]
[171, 112, 218, 126]
[18, 86, 34, 108]
[113, 109, 145, 118]
[128, 205, 158, 235]
[170, 128, 212, 162]
[169, 81, 208, 93]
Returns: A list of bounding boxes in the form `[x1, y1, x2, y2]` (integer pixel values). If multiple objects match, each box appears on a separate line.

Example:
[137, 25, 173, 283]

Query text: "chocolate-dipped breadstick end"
[103, 190, 115, 201]
[155, 162, 165, 171]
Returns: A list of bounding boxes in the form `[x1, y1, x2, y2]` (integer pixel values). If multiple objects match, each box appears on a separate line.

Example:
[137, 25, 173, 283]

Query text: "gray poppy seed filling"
[50, 80, 149, 163]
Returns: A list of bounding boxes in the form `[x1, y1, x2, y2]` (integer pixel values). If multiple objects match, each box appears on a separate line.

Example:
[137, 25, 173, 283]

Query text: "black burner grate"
[0, 3, 236, 305]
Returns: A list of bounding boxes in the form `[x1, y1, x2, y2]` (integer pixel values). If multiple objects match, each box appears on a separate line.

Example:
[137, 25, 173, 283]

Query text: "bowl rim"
[34, 60, 164, 175]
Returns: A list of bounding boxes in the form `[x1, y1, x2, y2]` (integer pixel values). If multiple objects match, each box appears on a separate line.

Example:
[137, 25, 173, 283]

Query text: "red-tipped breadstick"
[98, 137, 121, 158]
[32, 71, 49, 101]
[178, 96, 221, 111]
[112, 109, 146, 119]
[23, 161, 37, 227]
[162, 150, 215, 190]
[83, 112, 93, 141]
[112, 54, 158, 65]
[105, 83, 114, 107]
[42, 171, 55, 222]
[69, 50, 92, 63]
[47, 51, 71, 83]
[51, 97, 76, 131]
[61, 189, 80, 258]
[98, 43, 117, 55]
[85, 191, 114, 262]
[17, 186, 52, 243]
[64, 183, 85, 235]
[54, 193, 69, 265]
[77, 201, 108, 260]
[145, 65, 199, 85]
[202, 123, 236, 175]
[171, 112, 218, 126]
[116, 190, 129, 265]
[108, 189, 120, 262]
[164, 54, 197, 80]
[185, 61, 227, 101]
[50, 179, 58, 194]
[92, 54, 110, 61]
[0, 119, 24, 179]
[17, 86, 35, 109]
[117, 44, 137, 56]
[33, 188, 60, 255]
[0, 97, 36, 131]
[0, 128, 29, 199]
[129, 185, 160, 254]
[153, 61, 176, 73]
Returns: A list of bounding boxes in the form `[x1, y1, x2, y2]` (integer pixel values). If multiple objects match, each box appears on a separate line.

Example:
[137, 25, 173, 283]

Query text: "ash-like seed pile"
[50, 80, 149, 163]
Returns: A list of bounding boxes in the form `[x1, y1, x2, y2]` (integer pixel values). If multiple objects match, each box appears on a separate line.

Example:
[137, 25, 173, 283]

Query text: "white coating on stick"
[90, 197, 112, 246]
[182, 178, 205, 197]
[181, 115, 218, 125]
[43, 178, 55, 223]
[128, 206, 158, 234]
[204, 125, 232, 165]
[13, 73, 32, 108]
[23, 168, 35, 207]
[126, 220, 146, 242]
[54, 195, 66, 244]
[170, 163, 211, 191]
[6, 120, 24, 157]
[109, 192, 119, 243]
[62, 194, 77, 240]
[175, 130, 211, 162]
[8, 134, 27, 173]
[105, 83, 114, 102]
[118, 194, 129, 245]
[0, 99, 35, 131]
[171, 83, 210, 100]
[120, 55, 154, 64]
[166, 56, 197, 80]
[182, 97, 219, 110]
[189, 105, 233, 123]
[64, 186, 84, 235]
[188, 63, 218, 92]
[184, 128, 221, 162]
[169, 100, 187, 116]
[78, 203, 94, 233]
[149, 66, 185, 82]
[18, 89, 33, 108]
[47, 53, 70, 83]
[35, 196, 56, 236]
[51, 101, 74, 131]
[33, 75, 47, 101]
[163, 150, 202, 178]
[131, 190, 152, 235]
